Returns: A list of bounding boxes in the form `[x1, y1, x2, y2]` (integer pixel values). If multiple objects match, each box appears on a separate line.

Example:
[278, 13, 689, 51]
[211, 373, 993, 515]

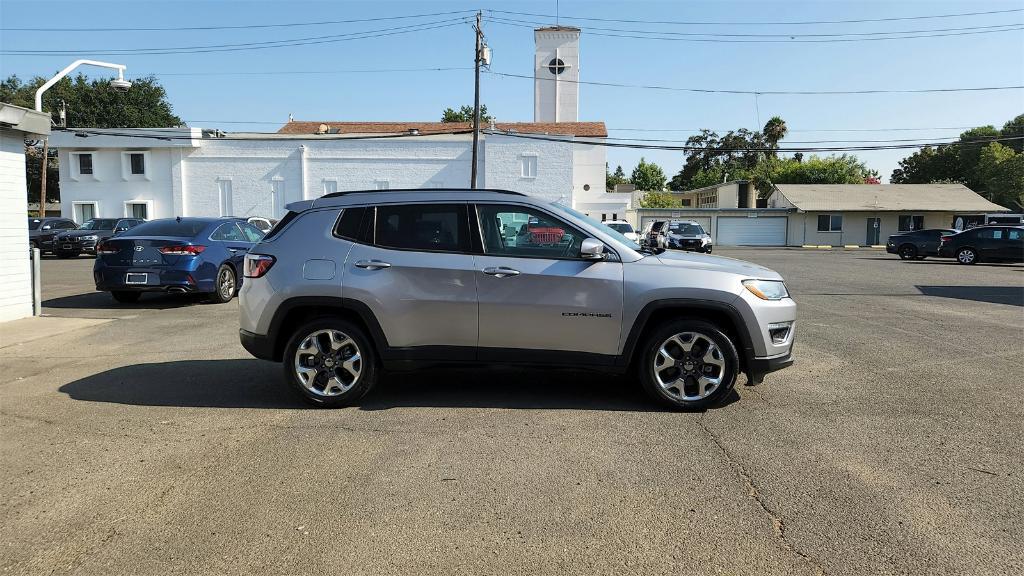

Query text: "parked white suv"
[602, 219, 640, 243]
[238, 189, 796, 410]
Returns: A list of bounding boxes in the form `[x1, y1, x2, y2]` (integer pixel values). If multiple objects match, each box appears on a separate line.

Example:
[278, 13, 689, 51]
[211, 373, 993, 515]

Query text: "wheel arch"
[620, 299, 754, 373]
[267, 297, 388, 362]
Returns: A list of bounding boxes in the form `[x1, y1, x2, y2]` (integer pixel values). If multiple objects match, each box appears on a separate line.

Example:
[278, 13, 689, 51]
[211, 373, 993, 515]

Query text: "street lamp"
[33, 60, 130, 217]
[35, 59, 130, 112]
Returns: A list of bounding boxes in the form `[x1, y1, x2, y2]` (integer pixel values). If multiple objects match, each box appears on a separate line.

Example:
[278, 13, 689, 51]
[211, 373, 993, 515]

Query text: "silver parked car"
[238, 189, 795, 410]
[664, 220, 713, 253]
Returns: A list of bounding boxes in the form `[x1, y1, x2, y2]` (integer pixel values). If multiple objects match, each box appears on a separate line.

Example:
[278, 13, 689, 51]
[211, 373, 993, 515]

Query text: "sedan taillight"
[159, 245, 205, 255]
[96, 242, 118, 255]
[244, 254, 275, 278]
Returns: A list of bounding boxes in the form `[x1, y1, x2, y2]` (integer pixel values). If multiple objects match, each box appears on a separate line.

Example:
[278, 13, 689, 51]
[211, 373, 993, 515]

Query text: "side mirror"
[580, 238, 606, 260]
[42, 225, 52, 230]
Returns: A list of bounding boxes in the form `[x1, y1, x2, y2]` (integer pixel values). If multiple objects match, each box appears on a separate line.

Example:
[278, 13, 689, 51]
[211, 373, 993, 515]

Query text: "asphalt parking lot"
[2, 249, 1022, 575]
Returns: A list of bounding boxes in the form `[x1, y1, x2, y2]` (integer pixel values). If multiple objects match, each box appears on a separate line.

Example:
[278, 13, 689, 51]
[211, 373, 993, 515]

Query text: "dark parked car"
[53, 218, 145, 258]
[640, 220, 668, 248]
[28, 217, 78, 254]
[664, 220, 713, 253]
[94, 217, 264, 303]
[885, 228, 957, 260]
[938, 225, 1024, 264]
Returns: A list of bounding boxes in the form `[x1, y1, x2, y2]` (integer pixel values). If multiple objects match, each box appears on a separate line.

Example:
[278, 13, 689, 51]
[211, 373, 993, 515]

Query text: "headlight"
[742, 279, 789, 300]
[83, 235, 98, 240]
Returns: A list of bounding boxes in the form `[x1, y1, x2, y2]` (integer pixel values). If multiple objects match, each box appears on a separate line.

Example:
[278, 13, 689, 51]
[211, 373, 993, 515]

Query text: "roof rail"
[320, 188, 526, 199]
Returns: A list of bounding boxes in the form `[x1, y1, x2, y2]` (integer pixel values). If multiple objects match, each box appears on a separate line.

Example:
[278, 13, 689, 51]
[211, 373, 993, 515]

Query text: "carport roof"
[773, 183, 1008, 212]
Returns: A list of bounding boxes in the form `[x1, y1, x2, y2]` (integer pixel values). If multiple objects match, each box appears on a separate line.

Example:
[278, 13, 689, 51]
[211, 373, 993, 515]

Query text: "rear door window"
[374, 204, 469, 253]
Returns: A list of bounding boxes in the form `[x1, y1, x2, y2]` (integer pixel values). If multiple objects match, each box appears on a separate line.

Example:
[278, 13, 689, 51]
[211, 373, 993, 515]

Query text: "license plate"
[62, 244, 72, 250]
[125, 273, 148, 285]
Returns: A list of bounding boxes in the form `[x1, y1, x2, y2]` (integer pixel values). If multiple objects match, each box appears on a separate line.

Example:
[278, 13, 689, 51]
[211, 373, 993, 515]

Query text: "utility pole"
[470, 10, 482, 189]
[38, 138, 48, 217]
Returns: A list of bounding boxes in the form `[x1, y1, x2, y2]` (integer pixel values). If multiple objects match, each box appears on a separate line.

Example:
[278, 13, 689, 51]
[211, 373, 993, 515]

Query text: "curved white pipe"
[35, 59, 128, 112]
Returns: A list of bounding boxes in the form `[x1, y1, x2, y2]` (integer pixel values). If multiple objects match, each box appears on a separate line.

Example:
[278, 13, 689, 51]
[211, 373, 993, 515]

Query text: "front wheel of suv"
[283, 317, 378, 407]
[638, 319, 739, 410]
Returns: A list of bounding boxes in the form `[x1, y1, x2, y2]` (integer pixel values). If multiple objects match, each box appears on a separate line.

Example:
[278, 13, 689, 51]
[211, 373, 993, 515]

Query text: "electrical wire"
[608, 126, 982, 133]
[485, 70, 1024, 95]
[136, 67, 473, 77]
[2, 18, 472, 56]
[486, 7, 1024, 26]
[0, 9, 478, 32]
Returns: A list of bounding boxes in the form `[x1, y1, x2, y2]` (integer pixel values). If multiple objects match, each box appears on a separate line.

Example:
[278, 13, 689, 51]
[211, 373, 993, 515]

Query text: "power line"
[2, 18, 472, 56]
[486, 17, 1024, 42]
[482, 129, 1024, 152]
[486, 15, 1023, 38]
[137, 67, 473, 77]
[486, 7, 1024, 26]
[609, 126, 981, 133]
[486, 70, 1024, 95]
[0, 9, 477, 31]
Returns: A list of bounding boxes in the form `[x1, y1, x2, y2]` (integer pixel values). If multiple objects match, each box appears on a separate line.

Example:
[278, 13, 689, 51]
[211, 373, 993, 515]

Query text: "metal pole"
[38, 137, 48, 217]
[470, 11, 481, 189]
[32, 248, 42, 316]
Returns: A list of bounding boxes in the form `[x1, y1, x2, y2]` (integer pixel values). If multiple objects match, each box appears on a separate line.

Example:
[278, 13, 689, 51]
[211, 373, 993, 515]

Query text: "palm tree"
[762, 116, 788, 152]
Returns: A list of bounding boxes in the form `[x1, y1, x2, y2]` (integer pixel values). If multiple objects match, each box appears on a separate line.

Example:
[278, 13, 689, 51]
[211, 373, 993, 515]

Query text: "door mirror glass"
[580, 238, 606, 260]
[42, 225, 51, 230]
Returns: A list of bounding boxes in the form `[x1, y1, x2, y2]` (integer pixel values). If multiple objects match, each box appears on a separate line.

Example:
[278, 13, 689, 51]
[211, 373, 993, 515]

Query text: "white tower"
[534, 26, 580, 122]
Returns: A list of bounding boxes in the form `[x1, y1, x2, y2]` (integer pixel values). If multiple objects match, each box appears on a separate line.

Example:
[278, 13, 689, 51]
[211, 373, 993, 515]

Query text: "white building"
[51, 25, 628, 222]
[0, 102, 50, 323]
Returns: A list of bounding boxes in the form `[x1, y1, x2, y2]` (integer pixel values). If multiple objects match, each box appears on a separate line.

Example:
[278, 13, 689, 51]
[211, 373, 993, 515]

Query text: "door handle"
[355, 260, 392, 270]
[483, 266, 520, 278]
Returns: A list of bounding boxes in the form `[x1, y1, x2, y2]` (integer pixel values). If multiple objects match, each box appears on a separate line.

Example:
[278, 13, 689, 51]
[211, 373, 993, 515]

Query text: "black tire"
[282, 317, 378, 408]
[637, 319, 739, 410]
[956, 247, 978, 265]
[898, 244, 917, 260]
[209, 264, 236, 303]
[111, 291, 141, 303]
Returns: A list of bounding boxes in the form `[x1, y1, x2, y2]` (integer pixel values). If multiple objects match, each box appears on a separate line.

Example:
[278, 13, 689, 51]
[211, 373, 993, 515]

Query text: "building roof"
[277, 121, 608, 138]
[0, 102, 50, 136]
[773, 184, 1008, 212]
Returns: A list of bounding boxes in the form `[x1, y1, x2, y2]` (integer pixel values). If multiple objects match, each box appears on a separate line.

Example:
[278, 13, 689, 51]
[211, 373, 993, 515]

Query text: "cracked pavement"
[1, 250, 1022, 575]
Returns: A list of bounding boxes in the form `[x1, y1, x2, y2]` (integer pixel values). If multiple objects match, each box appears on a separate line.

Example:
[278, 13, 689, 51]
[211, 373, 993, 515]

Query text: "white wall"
[482, 133, 572, 203]
[0, 129, 33, 322]
[534, 29, 580, 122]
[57, 147, 175, 221]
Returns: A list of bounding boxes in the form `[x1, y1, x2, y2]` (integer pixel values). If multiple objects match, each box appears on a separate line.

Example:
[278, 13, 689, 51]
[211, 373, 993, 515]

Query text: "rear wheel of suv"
[956, 247, 978, 265]
[283, 317, 377, 408]
[111, 290, 141, 303]
[898, 244, 917, 260]
[638, 319, 739, 410]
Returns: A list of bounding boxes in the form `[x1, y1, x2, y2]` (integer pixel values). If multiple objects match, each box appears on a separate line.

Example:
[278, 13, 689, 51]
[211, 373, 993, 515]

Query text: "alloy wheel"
[218, 268, 235, 299]
[652, 331, 726, 401]
[958, 249, 976, 264]
[293, 329, 362, 397]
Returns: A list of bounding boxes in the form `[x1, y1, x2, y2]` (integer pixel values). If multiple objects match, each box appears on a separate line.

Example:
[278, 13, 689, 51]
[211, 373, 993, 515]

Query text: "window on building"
[74, 202, 97, 223]
[323, 180, 338, 195]
[125, 202, 148, 219]
[128, 153, 145, 175]
[521, 156, 538, 178]
[477, 204, 587, 259]
[77, 154, 93, 175]
[374, 180, 390, 190]
[817, 214, 843, 232]
[681, 199, 692, 207]
[612, 213, 618, 221]
[375, 204, 468, 253]
[898, 215, 924, 232]
[218, 180, 233, 216]
[601, 213, 607, 221]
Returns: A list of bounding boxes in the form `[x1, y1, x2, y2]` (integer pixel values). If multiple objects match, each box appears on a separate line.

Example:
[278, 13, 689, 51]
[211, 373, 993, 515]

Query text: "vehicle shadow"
[58, 359, 739, 412]
[857, 256, 1017, 267]
[916, 285, 1024, 307]
[43, 291, 208, 311]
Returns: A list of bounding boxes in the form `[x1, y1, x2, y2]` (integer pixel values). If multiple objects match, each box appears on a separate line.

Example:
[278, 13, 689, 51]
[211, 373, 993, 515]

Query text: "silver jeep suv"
[238, 189, 795, 409]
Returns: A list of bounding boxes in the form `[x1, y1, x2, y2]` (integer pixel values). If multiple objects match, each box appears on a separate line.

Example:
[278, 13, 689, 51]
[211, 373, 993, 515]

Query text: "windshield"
[128, 219, 210, 238]
[80, 219, 119, 230]
[605, 222, 634, 234]
[28, 219, 42, 230]
[669, 223, 705, 235]
[553, 203, 641, 251]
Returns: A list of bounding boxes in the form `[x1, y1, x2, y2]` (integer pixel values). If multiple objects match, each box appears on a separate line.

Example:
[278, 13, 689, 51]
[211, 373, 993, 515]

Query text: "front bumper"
[55, 239, 98, 254]
[746, 352, 794, 384]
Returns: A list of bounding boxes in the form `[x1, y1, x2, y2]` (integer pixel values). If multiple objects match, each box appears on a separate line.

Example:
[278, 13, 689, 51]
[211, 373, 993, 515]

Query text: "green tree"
[668, 127, 769, 191]
[1000, 114, 1024, 154]
[440, 104, 493, 124]
[2, 73, 181, 205]
[639, 190, 678, 208]
[605, 163, 627, 190]
[630, 157, 667, 191]
[976, 142, 1024, 209]
[762, 116, 788, 155]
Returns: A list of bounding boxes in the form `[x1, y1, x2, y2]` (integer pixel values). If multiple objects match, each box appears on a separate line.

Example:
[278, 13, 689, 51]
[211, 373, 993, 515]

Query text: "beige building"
[768, 184, 1008, 246]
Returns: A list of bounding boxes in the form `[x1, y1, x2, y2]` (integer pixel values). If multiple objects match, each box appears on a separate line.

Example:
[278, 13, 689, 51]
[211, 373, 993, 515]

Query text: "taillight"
[940, 236, 952, 243]
[96, 242, 118, 255]
[244, 254, 275, 278]
[159, 244, 205, 255]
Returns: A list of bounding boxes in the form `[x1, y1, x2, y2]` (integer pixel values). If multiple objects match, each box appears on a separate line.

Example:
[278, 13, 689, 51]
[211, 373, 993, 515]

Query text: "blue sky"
[2, 0, 1022, 182]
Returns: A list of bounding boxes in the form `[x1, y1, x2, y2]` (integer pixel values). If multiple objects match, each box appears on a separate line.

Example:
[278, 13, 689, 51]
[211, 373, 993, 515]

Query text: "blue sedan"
[94, 217, 265, 304]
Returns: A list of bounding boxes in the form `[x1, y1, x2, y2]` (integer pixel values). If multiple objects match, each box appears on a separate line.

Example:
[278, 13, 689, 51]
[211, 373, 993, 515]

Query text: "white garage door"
[717, 217, 787, 246]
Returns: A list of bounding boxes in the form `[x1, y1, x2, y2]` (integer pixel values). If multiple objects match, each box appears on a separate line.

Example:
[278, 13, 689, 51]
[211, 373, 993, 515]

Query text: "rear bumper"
[240, 329, 275, 360]
[95, 267, 208, 293]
